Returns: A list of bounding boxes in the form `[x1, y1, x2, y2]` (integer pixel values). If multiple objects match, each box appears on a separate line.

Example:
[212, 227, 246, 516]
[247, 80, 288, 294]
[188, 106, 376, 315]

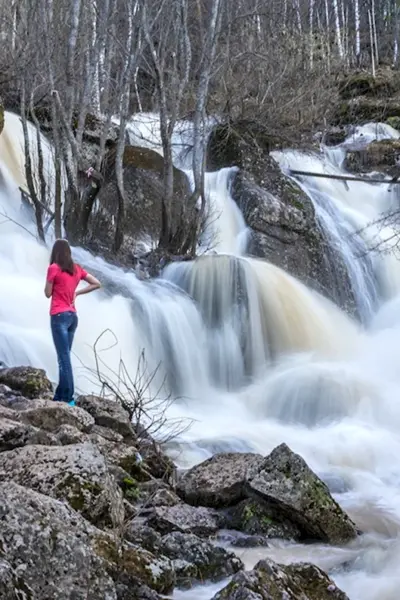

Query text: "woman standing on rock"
[45, 239, 101, 406]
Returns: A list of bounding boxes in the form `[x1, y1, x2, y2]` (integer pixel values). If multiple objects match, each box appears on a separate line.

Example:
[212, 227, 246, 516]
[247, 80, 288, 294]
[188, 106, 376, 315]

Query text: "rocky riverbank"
[0, 365, 356, 599]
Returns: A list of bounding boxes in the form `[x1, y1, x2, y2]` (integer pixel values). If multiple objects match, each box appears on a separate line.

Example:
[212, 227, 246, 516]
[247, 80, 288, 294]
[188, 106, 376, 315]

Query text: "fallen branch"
[289, 169, 400, 186]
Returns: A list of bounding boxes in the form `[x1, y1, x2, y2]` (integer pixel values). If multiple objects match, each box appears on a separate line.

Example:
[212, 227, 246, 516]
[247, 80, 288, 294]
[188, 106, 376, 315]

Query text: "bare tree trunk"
[20, 82, 45, 242]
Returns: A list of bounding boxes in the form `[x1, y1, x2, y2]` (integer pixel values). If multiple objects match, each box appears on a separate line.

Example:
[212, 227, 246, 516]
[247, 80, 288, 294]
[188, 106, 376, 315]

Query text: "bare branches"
[77, 330, 192, 446]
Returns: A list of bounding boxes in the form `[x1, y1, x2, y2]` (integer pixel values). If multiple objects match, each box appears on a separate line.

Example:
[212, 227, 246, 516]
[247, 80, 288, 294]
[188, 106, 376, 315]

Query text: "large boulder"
[0, 442, 124, 527]
[0, 482, 117, 599]
[177, 452, 264, 508]
[212, 558, 349, 600]
[148, 503, 223, 537]
[0, 366, 52, 399]
[245, 444, 357, 544]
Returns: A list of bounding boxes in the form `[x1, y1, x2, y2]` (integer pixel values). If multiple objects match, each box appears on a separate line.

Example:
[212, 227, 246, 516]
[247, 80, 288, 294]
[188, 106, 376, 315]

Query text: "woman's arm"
[75, 273, 101, 297]
[44, 281, 53, 298]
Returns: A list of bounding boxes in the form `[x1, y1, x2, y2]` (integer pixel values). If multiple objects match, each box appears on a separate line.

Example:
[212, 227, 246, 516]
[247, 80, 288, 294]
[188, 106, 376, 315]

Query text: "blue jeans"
[51, 311, 78, 403]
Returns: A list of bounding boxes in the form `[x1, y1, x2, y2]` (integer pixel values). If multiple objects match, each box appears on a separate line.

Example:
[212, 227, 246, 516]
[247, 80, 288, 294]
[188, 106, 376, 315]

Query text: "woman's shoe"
[68, 400, 76, 407]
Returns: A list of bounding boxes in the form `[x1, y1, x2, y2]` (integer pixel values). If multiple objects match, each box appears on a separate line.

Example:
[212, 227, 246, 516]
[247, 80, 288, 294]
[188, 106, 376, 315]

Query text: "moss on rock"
[0, 367, 53, 399]
[93, 535, 175, 594]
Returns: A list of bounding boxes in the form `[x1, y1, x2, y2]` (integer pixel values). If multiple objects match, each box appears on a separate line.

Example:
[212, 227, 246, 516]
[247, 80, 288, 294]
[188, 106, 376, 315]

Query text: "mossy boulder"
[0, 442, 124, 528]
[245, 443, 357, 544]
[0, 366, 52, 399]
[213, 558, 349, 600]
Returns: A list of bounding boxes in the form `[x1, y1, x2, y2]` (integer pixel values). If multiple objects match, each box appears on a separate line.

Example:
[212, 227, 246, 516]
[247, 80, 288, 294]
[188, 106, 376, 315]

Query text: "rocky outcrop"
[213, 558, 349, 600]
[245, 444, 357, 544]
[177, 452, 264, 508]
[0, 366, 356, 598]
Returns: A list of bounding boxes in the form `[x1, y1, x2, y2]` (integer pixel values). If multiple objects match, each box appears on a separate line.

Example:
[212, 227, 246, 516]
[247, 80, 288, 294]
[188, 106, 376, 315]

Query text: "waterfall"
[273, 125, 400, 323]
[3, 110, 400, 600]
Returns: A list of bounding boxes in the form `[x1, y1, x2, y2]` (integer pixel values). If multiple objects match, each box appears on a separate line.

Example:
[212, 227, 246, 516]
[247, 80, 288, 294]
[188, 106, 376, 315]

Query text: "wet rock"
[159, 531, 243, 587]
[0, 404, 21, 420]
[19, 398, 95, 432]
[177, 452, 264, 508]
[245, 443, 357, 544]
[77, 395, 137, 442]
[0, 482, 117, 599]
[0, 442, 123, 527]
[212, 558, 349, 600]
[225, 498, 301, 541]
[148, 503, 223, 537]
[0, 366, 52, 399]
[0, 417, 58, 451]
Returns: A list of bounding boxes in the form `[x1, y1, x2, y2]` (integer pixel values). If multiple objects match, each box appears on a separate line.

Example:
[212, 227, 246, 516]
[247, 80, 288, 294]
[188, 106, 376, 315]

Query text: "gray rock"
[0, 442, 124, 527]
[148, 504, 223, 537]
[54, 423, 86, 445]
[245, 443, 357, 544]
[0, 417, 58, 451]
[147, 486, 181, 508]
[77, 395, 136, 441]
[92, 423, 125, 443]
[177, 452, 264, 508]
[159, 531, 243, 587]
[0, 366, 53, 399]
[212, 558, 349, 600]
[0, 482, 117, 599]
[0, 558, 35, 599]
[19, 399, 95, 433]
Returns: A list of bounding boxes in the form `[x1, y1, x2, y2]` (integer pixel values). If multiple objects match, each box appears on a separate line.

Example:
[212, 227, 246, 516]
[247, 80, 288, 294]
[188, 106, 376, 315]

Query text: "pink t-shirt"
[47, 263, 88, 316]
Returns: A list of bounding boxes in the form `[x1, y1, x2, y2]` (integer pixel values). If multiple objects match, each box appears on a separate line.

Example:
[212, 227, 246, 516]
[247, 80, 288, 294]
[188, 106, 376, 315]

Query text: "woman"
[45, 239, 101, 406]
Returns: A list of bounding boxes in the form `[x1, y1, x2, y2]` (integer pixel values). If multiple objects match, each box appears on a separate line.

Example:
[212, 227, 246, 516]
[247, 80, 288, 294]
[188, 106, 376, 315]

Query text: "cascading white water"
[273, 123, 400, 324]
[3, 110, 400, 599]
